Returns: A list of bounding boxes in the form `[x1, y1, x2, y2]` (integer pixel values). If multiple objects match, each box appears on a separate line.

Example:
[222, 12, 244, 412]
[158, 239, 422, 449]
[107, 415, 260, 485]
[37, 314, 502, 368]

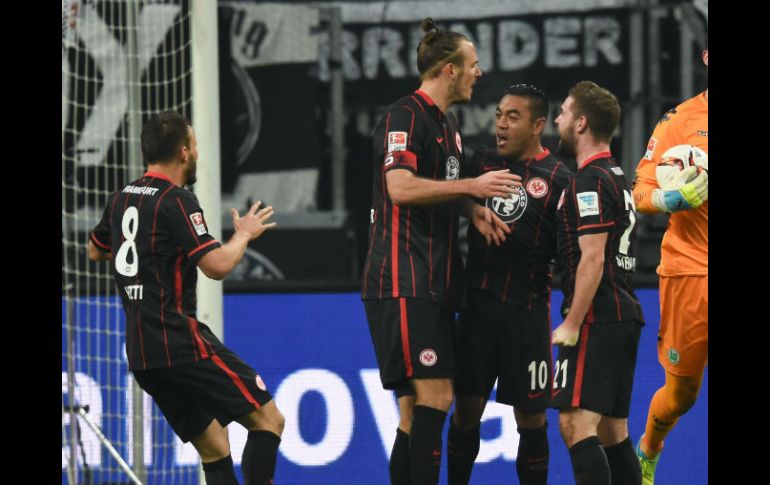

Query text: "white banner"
[309, 0, 636, 23]
[224, 2, 320, 67]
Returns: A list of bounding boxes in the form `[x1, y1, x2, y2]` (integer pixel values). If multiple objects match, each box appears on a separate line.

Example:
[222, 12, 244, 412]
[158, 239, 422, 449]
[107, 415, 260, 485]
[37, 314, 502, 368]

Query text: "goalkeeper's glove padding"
[652, 165, 708, 213]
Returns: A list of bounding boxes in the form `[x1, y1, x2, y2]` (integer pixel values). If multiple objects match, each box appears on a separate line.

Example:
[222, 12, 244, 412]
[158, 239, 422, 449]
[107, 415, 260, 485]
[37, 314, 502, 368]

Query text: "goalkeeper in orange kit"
[630, 36, 708, 485]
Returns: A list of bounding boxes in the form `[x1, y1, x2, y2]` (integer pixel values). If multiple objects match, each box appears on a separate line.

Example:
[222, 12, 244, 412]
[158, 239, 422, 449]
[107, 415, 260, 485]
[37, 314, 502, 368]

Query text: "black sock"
[517, 421, 549, 485]
[241, 430, 281, 485]
[447, 416, 480, 485]
[390, 428, 413, 485]
[202, 454, 239, 485]
[604, 437, 641, 485]
[568, 436, 610, 485]
[410, 405, 448, 485]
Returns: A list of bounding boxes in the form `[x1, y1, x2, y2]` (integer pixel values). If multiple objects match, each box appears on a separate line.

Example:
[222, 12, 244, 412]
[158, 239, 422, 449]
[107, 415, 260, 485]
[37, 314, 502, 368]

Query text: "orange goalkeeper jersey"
[632, 91, 708, 277]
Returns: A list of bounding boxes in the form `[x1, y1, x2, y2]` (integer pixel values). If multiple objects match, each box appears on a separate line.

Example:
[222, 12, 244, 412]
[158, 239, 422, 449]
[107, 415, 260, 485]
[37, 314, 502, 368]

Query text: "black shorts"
[551, 320, 642, 418]
[364, 297, 456, 390]
[455, 289, 553, 411]
[133, 347, 273, 442]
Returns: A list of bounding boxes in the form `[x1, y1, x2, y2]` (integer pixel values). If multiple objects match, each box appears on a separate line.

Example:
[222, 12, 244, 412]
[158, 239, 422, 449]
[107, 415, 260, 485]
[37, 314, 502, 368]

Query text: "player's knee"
[192, 433, 231, 462]
[198, 446, 231, 463]
[415, 382, 454, 411]
[421, 390, 454, 411]
[669, 387, 698, 416]
[454, 397, 485, 430]
[666, 378, 700, 416]
[271, 409, 286, 436]
[433, 390, 454, 411]
[515, 410, 546, 429]
[453, 408, 481, 430]
[558, 415, 576, 444]
[399, 414, 413, 432]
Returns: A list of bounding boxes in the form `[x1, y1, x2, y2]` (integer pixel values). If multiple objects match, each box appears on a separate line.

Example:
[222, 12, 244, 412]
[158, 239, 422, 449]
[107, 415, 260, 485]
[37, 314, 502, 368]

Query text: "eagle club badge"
[526, 177, 548, 198]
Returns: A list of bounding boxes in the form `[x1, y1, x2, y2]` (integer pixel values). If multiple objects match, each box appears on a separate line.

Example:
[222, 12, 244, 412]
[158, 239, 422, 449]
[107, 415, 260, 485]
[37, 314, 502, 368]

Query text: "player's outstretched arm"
[198, 201, 277, 280]
[386, 169, 521, 206]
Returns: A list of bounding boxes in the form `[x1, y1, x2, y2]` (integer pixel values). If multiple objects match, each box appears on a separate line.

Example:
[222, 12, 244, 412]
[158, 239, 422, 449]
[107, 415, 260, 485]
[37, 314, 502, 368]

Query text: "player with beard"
[551, 82, 645, 485]
[362, 17, 521, 485]
[88, 111, 284, 485]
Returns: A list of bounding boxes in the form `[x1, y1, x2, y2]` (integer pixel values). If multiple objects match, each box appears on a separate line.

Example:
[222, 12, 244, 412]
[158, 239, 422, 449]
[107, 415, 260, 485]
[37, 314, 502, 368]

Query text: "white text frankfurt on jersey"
[123, 185, 160, 196]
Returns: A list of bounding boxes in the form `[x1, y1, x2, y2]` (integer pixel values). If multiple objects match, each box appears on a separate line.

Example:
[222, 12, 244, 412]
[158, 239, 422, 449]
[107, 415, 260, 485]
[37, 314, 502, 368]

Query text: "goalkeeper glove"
[652, 165, 708, 213]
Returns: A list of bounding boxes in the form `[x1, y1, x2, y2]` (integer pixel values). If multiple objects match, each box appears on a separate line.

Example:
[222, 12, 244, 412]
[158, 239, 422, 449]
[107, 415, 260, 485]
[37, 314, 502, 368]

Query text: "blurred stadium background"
[62, 1, 708, 483]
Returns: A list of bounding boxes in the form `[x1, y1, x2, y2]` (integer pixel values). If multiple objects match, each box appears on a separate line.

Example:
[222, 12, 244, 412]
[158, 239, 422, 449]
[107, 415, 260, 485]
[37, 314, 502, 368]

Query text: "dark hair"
[416, 17, 468, 81]
[568, 81, 621, 143]
[502, 83, 549, 121]
[141, 110, 191, 164]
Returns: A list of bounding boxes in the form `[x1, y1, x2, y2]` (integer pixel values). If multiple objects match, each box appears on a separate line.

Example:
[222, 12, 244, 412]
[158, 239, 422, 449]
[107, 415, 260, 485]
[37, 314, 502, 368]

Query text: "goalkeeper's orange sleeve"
[632, 156, 661, 214]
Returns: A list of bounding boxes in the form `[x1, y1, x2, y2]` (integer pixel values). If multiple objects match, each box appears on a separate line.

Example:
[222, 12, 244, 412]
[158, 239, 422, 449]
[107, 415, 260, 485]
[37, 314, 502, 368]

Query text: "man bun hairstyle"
[416, 17, 469, 81]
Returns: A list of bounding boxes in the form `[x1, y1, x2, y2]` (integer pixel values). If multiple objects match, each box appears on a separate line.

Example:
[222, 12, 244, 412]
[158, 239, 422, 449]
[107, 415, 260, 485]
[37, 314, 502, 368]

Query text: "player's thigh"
[133, 367, 214, 443]
[497, 301, 552, 411]
[455, 290, 505, 400]
[235, 399, 284, 435]
[181, 348, 275, 429]
[365, 297, 456, 390]
[658, 275, 708, 376]
[552, 321, 641, 418]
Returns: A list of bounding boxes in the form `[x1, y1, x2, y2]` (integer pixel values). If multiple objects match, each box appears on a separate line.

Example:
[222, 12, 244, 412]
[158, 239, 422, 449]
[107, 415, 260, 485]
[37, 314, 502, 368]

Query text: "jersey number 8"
[115, 207, 139, 277]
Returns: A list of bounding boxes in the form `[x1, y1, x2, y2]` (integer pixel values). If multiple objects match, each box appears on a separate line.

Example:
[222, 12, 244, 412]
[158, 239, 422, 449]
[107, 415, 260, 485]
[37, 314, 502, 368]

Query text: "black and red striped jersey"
[361, 90, 466, 309]
[556, 153, 644, 325]
[464, 147, 573, 308]
[90, 171, 225, 370]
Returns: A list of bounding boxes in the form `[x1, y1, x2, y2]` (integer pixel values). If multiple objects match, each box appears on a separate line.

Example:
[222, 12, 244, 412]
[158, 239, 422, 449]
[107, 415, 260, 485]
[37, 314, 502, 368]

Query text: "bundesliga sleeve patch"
[388, 131, 407, 152]
[190, 212, 208, 236]
[644, 137, 657, 160]
[576, 191, 600, 218]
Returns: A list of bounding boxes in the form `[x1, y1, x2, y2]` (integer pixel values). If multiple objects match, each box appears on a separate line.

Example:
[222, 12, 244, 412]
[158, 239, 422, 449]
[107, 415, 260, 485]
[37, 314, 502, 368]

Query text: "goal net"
[62, 1, 200, 483]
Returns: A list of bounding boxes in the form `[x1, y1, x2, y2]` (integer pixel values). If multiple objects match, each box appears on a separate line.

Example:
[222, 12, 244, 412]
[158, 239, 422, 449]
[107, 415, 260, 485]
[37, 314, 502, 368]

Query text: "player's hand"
[471, 170, 522, 199]
[552, 321, 581, 347]
[231, 200, 277, 240]
[472, 205, 510, 246]
[652, 166, 708, 213]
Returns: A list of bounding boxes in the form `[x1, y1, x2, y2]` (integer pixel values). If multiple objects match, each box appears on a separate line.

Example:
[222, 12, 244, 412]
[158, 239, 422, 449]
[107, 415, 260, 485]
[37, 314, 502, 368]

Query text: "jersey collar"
[533, 148, 550, 161]
[579, 151, 612, 170]
[508, 147, 550, 166]
[144, 171, 174, 183]
[414, 89, 445, 120]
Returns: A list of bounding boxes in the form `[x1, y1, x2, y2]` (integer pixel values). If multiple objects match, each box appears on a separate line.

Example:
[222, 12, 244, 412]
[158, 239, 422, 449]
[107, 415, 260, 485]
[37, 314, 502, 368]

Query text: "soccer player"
[447, 83, 573, 485]
[88, 111, 284, 485]
[551, 81, 645, 485]
[361, 17, 521, 485]
[631, 39, 708, 485]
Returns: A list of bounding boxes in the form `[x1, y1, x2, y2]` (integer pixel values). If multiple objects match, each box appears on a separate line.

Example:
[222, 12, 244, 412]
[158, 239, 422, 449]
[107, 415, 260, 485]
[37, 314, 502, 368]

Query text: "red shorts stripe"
[572, 325, 591, 408]
[400, 298, 413, 378]
[210, 354, 261, 409]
